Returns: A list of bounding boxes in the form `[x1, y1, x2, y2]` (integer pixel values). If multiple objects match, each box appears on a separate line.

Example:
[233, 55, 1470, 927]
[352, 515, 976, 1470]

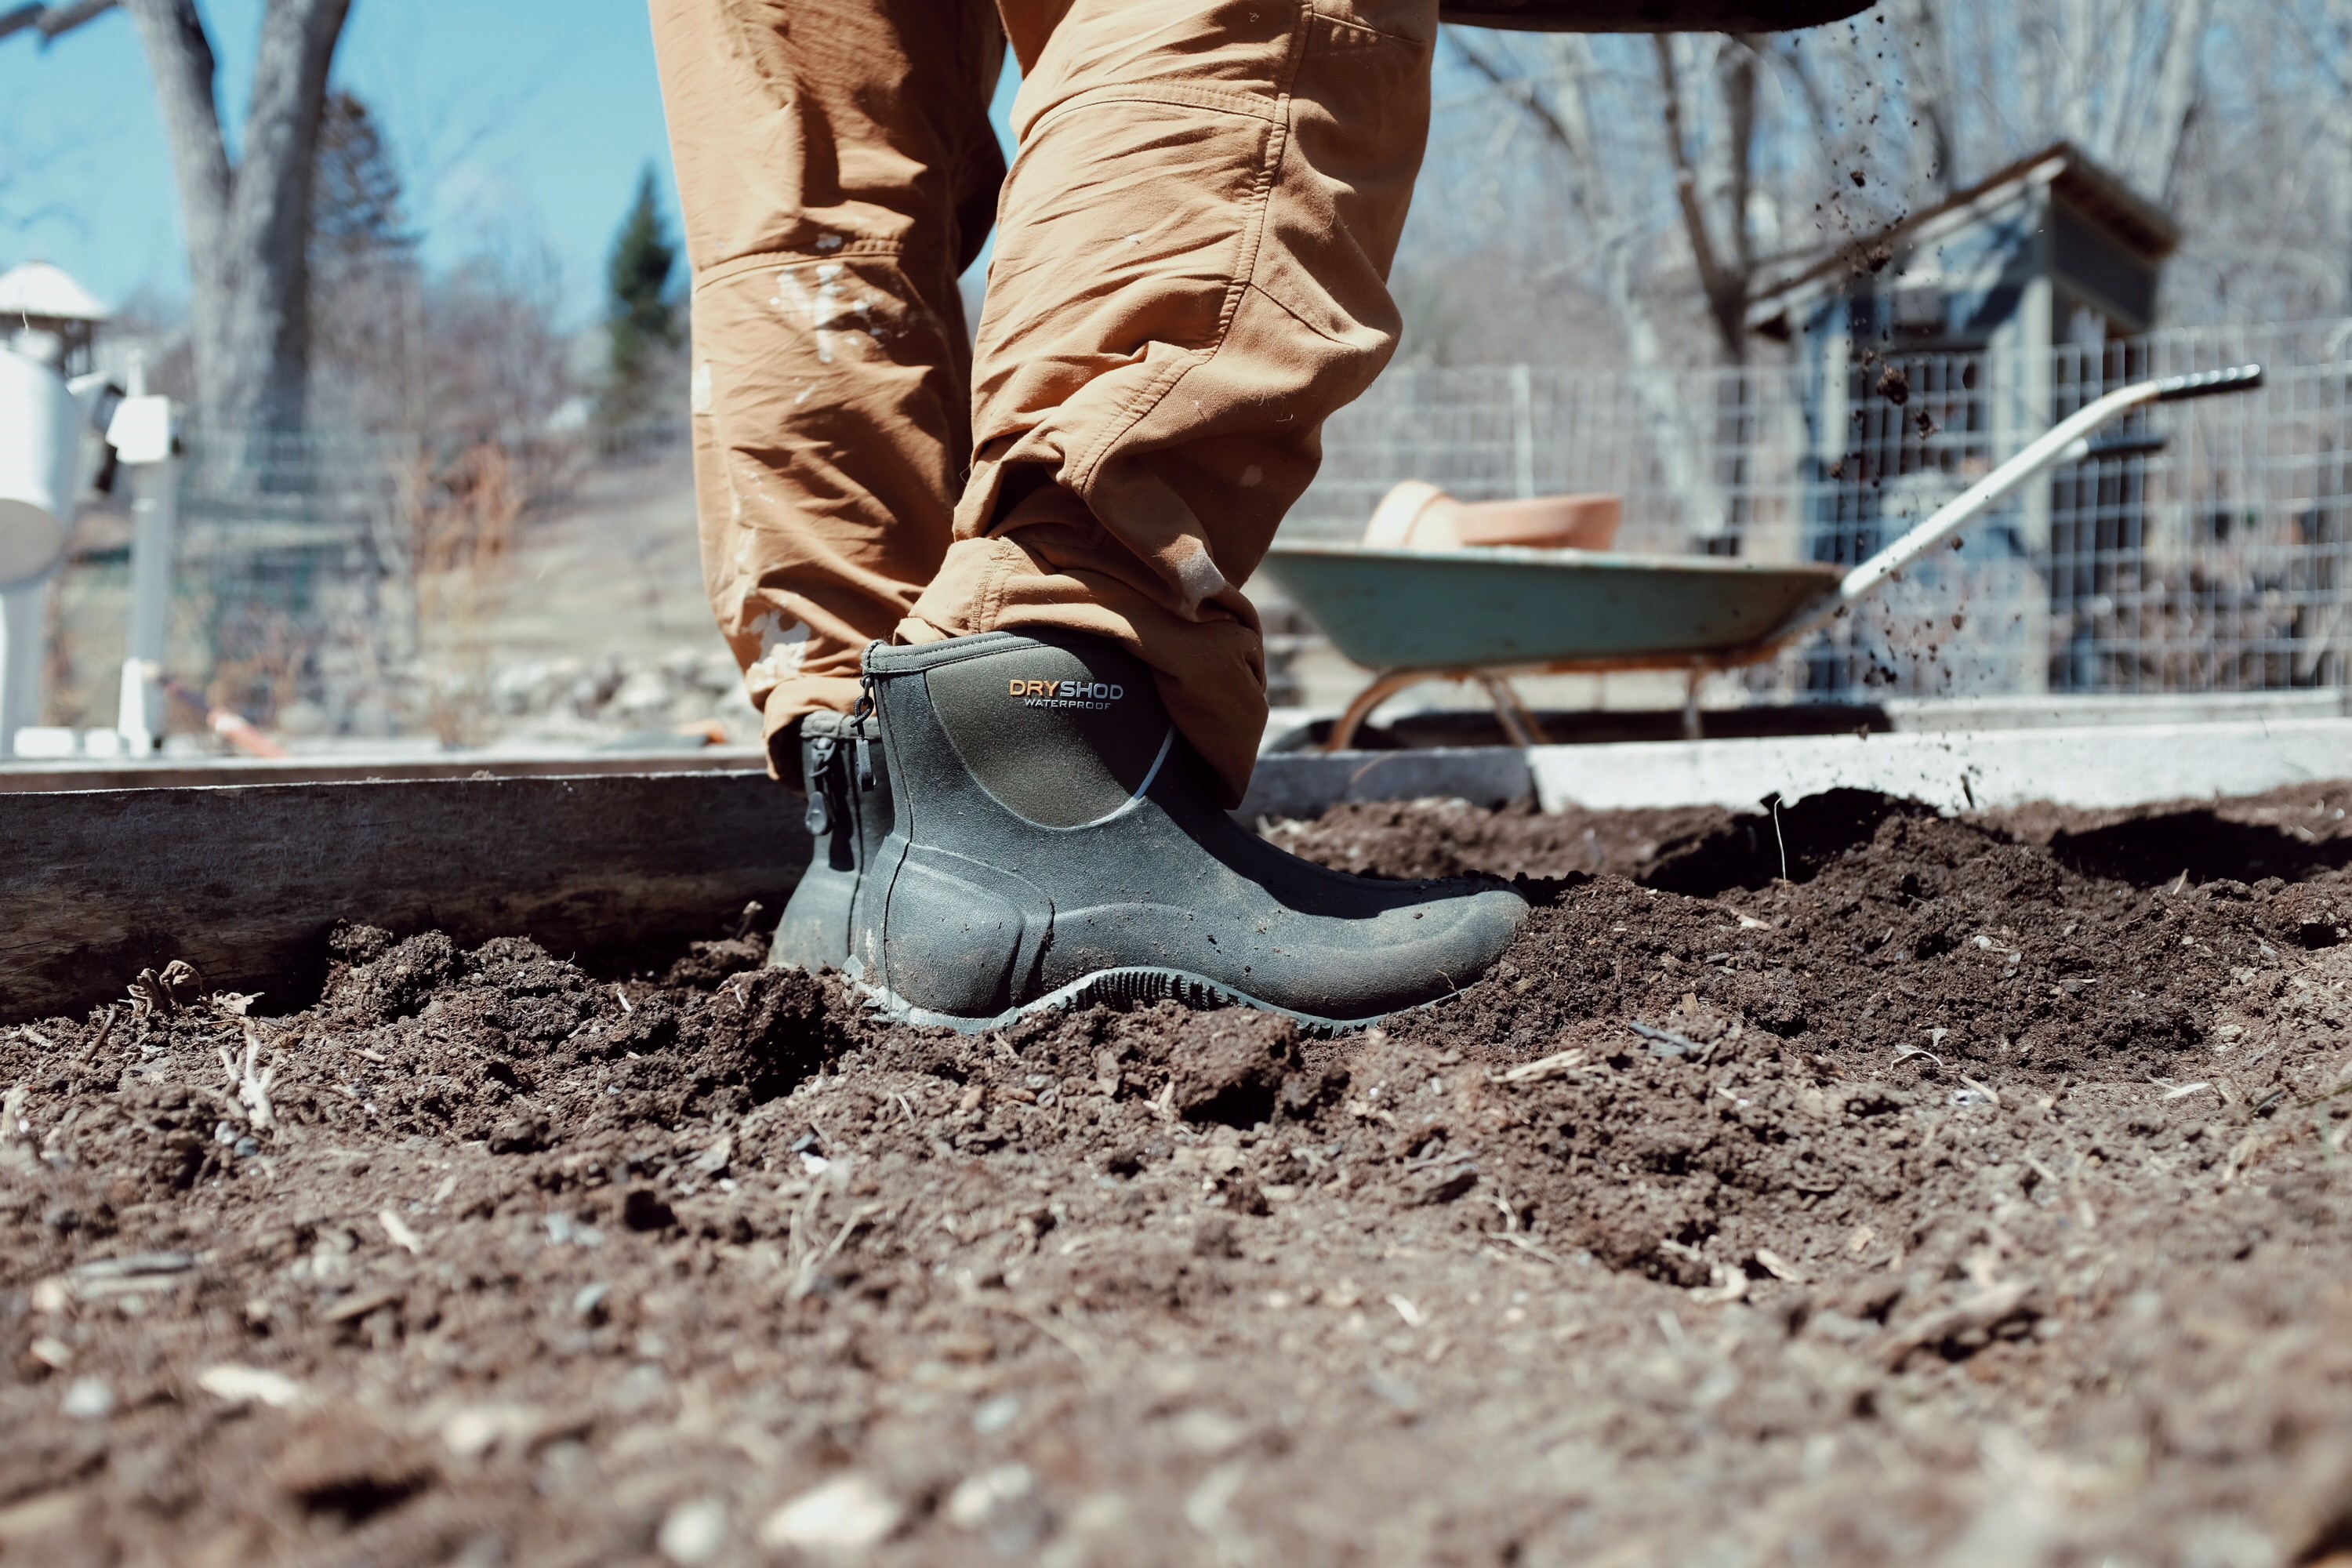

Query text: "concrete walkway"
[1523, 717, 2352, 813]
[1236, 717, 2352, 818]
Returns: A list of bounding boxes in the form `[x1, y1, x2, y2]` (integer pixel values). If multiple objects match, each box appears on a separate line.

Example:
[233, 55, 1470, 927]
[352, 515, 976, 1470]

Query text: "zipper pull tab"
[852, 674, 878, 789]
[803, 733, 836, 836]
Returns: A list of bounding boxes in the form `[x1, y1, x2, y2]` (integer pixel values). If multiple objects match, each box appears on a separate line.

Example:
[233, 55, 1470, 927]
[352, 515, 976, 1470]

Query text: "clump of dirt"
[1283, 785, 2352, 1082]
[3, 785, 2350, 1566]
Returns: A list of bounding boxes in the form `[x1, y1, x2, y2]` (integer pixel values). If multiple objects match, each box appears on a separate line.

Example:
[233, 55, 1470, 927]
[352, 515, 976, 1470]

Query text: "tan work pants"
[651, 0, 1436, 804]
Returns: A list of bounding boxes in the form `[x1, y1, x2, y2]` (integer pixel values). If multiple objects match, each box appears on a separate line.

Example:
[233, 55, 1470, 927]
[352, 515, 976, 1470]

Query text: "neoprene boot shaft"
[826, 630, 1525, 1030]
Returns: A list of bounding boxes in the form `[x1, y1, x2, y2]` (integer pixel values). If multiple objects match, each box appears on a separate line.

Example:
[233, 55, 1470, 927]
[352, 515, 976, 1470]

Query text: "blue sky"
[0, 1, 1015, 325]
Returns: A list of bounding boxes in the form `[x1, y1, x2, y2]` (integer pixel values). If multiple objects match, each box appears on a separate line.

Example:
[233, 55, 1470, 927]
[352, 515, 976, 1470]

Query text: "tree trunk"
[1653, 34, 1755, 365]
[120, 0, 351, 434]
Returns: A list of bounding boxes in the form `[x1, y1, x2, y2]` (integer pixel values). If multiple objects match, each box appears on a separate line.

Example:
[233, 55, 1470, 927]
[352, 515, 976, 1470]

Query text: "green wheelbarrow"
[1258, 365, 2266, 751]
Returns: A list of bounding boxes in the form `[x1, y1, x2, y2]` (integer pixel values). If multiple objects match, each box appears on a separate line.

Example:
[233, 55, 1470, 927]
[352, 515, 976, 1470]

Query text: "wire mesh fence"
[40, 420, 688, 745]
[37, 323, 2352, 747]
[1287, 320, 2352, 701]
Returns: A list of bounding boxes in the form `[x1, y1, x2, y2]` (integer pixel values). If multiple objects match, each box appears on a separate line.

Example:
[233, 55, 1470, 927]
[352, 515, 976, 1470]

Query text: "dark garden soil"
[5, 783, 2352, 1567]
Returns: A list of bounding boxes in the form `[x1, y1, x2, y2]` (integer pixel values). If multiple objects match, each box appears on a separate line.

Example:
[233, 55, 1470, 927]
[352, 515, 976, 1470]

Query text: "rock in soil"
[5, 785, 2352, 1566]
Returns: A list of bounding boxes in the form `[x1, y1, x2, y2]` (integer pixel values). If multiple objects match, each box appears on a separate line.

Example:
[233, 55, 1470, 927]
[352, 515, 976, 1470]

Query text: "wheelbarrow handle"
[2154, 364, 2266, 401]
[1766, 364, 2264, 651]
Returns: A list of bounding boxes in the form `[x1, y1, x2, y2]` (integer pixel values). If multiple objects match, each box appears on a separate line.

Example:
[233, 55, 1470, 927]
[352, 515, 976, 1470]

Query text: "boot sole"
[851, 964, 1461, 1036]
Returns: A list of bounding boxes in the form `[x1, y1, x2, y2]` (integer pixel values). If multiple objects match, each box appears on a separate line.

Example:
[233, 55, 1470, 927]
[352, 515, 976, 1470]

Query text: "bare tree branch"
[2132, 0, 2211, 202]
[2086, 0, 2147, 165]
[2, 0, 112, 44]
[2057, 0, 2096, 149]
[1653, 34, 1758, 361]
[1416, 0, 2352, 379]
[1453, 35, 1599, 203]
[1450, 30, 1735, 539]
[38, 0, 116, 38]
[1889, 0, 1959, 195]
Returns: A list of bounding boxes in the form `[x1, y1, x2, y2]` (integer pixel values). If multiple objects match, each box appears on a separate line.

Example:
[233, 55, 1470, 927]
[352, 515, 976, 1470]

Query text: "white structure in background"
[109, 365, 176, 750]
[0, 346, 79, 751]
[1, 263, 104, 758]
[1744, 143, 2181, 698]
[0, 260, 109, 370]
[0, 261, 178, 759]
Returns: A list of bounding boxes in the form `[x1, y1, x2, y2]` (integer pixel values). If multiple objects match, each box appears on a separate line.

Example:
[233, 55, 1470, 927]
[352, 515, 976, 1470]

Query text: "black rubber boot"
[769, 710, 894, 974]
[839, 629, 1527, 1030]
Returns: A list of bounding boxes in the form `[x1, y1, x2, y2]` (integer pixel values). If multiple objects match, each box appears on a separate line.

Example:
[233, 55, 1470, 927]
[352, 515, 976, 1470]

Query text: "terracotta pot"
[1362, 481, 1622, 553]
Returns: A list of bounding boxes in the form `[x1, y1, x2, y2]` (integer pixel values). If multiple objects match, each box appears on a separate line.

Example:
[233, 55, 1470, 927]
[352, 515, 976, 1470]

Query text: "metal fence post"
[1509, 362, 1536, 500]
[111, 384, 177, 753]
[0, 579, 45, 755]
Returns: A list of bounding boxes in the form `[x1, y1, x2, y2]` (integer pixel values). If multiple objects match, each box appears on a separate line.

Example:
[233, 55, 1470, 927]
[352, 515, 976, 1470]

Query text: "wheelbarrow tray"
[1259, 543, 1843, 673]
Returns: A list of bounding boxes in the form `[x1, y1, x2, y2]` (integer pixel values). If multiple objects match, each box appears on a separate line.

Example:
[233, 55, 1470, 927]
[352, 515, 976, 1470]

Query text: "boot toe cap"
[1269, 880, 1529, 1022]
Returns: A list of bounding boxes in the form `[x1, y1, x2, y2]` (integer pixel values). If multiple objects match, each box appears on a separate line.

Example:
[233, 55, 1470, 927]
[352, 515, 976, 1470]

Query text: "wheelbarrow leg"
[1477, 674, 1551, 748]
[1680, 669, 1704, 742]
[1326, 669, 1425, 751]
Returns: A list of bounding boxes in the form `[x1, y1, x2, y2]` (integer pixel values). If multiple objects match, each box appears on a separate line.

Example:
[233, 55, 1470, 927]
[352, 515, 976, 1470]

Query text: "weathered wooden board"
[2, 771, 808, 1023]
[0, 746, 769, 793]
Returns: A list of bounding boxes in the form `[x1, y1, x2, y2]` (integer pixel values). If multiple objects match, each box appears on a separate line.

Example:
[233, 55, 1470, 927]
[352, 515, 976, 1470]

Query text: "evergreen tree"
[602, 167, 682, 425]
[307, 91, 426, 428]
[310, 92, 412, 267]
